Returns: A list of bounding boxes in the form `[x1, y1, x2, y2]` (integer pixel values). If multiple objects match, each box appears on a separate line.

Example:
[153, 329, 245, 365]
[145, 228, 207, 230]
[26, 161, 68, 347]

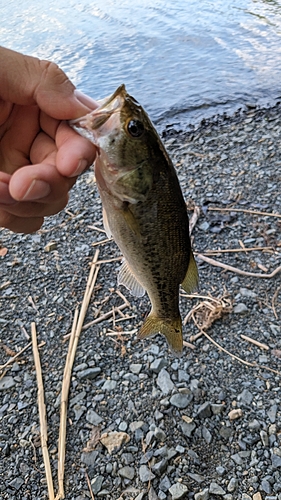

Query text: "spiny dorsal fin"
[118, 259, 146, 297]
[181, 251, 199, 294]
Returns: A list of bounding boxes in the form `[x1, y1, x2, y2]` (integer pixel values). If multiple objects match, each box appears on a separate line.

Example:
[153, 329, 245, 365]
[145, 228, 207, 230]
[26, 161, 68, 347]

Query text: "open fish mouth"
[69, 85, 126, 132]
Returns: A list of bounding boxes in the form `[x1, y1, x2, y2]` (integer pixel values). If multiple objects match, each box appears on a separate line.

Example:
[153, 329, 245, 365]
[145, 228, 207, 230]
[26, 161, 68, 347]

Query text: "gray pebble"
[169, 483, 188, 499]
[86, 409, 103, 425]
[272, 454, 281, 469]
[268, 404, 278, 423]
[8, 477, 24, 491]
[150, 358, 168, 373]
[180, 421, 196, 437]
[159, 475, 171, 492]
[260, 430, 269, 447]
[81, 451, 99, 466]
[202, 426, 212, 444]
[170, 393, 192, 409]
[102, 379, 117, 391]
[194, 488, 209, 500]
[238, 388, 253, 405]
[0, 376, 15, 391]
[209, 482, 226, 496]
[196, 401, 212, 418]
[233, 303, 248, 314]
[91, 475, 104, 494]
[129, 363, 142, 374]
[139, 465, 155, 482]
[157, 368, 174, 394]
[154, 427, 166, 442]
[227, 478, 238, 492]
[118, 466, 135, 480]
[76, 367, 101, 379]
[211, 403, 225, 415]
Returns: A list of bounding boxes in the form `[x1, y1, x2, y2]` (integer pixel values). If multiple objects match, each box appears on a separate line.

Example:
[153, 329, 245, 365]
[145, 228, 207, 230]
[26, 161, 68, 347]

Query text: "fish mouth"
[69, 84, 127, 131]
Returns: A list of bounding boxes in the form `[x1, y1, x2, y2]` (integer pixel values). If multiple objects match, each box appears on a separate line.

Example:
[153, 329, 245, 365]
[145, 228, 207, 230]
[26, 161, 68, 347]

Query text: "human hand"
[0, 47, 98, 233]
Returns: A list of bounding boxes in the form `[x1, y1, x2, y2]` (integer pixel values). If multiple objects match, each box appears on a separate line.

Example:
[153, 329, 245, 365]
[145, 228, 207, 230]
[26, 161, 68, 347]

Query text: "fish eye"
[126, 119, 145, 138]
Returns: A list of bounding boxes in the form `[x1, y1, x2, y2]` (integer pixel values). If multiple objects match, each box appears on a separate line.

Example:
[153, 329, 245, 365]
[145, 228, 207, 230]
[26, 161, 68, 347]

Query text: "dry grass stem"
[183, 340, 196, 349]
[0, 341, 45, 372]
[198, 254, 281, 279]
[92, 238, 111, 247]
[183, 293, 232, 328]
[88, 224, 107, 233]
[272, 285, 281, 320]
[198, 246, 274, 255]
[57, 250, 100, 499]
[240, 334, 269, 350]
[85, 470, 95, 500]
[82, 302, 129, 330]
[31, 322, 55, 500]
[208, 206, 281, 219]
[189, 205, 201, 234]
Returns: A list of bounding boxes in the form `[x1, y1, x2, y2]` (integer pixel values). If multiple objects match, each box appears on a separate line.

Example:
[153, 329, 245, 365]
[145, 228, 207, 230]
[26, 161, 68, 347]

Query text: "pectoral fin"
[181, 251, 199, 294]
[103, 207, 112, 238]
[120, 205, 141, 236]
[118, 259, 146, 297]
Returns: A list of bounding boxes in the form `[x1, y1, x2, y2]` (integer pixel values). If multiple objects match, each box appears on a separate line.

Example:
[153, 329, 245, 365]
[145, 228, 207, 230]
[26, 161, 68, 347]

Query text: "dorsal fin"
[181, 251, 199, 293]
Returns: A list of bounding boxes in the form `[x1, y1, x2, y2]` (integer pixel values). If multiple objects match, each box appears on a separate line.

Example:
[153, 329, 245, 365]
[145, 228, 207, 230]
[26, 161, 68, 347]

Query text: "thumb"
[0, 46, 96, 120]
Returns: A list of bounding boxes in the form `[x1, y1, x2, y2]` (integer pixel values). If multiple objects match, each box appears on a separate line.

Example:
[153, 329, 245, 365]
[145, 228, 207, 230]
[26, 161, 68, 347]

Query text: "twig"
[92, 238, 111, 247]
[197, 246, 274, 255]
[0, 341, 33, 371]
[31, 323, 55, 500]
[272, 285, 281, 320]
[189, 206, 201, 235]
[208, 207, 281, 219]
[57, 250, 100, 499]
[197, 254, 281, 278]
[85, 470, 95, 500]
[240, 334, 269, 351]
[82, 302, 128, 330]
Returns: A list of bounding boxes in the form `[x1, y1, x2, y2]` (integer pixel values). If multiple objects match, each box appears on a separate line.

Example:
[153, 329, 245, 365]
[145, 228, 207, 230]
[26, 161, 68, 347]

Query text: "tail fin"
[137, 313, 183, 356]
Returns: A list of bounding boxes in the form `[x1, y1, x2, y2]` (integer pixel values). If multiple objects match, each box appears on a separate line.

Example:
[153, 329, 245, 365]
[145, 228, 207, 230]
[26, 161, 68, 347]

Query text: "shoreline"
[0, 103, 280, 499]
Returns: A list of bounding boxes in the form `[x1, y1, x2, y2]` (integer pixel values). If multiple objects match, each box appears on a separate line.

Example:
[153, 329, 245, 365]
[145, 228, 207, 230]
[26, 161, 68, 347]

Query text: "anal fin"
[118, 260, 146, 298]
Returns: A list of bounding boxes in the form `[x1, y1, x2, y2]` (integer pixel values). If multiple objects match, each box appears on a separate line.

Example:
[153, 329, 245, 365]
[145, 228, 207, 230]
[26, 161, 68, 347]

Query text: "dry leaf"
[100, 431, 130, 454]
[0, 247, 8, 257]
[83, 426, 101, 452]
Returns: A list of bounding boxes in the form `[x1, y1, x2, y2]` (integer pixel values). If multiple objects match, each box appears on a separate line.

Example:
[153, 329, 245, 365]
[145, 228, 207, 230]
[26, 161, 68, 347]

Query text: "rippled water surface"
[2, 0, 281, 127]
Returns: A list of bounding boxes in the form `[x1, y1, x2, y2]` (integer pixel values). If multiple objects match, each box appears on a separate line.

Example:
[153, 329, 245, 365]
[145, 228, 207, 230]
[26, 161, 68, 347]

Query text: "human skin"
[0, 46, 97, 233]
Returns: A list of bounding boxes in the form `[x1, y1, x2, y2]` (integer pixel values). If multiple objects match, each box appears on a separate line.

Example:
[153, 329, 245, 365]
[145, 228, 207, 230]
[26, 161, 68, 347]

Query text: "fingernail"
[22, 180, 51, 201]
[72, 159, 88, 177]
[0, 181, 16, 205]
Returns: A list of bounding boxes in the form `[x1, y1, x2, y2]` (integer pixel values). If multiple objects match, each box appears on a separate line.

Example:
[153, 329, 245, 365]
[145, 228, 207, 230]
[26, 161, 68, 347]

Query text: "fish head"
[70, 85, 164, 203]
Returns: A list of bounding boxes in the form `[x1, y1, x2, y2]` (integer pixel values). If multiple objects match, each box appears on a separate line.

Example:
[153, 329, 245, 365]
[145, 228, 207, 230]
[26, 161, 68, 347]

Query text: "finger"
[0, 172, 15, 204]
[0, 47, 98, 119]
[0, 209, 44, 233]
[0, 192, 69, 218]
[9, 162, 75, 202]
[55, 121, 97, 177]
[0, 105, 40, 172]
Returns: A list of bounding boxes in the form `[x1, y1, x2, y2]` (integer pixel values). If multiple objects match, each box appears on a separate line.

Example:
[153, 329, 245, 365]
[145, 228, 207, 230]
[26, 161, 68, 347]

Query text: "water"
[2, 0, 281, 128]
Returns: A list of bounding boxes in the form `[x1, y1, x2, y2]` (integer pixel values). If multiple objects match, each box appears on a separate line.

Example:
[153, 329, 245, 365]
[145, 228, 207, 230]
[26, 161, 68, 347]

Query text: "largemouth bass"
[71, 85, 198, 355]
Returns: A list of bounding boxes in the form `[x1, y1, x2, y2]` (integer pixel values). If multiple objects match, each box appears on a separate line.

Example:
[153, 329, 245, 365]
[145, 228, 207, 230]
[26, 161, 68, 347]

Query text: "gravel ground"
[0, 103, 280, 500]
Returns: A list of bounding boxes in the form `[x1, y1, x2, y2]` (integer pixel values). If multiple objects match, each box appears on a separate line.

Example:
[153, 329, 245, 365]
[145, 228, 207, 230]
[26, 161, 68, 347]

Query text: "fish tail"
[137, 313, 183, 356]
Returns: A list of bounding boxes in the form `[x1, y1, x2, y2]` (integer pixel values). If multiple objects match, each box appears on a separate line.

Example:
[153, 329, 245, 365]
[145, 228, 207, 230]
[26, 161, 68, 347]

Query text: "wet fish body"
[71, 85, 198, 355]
